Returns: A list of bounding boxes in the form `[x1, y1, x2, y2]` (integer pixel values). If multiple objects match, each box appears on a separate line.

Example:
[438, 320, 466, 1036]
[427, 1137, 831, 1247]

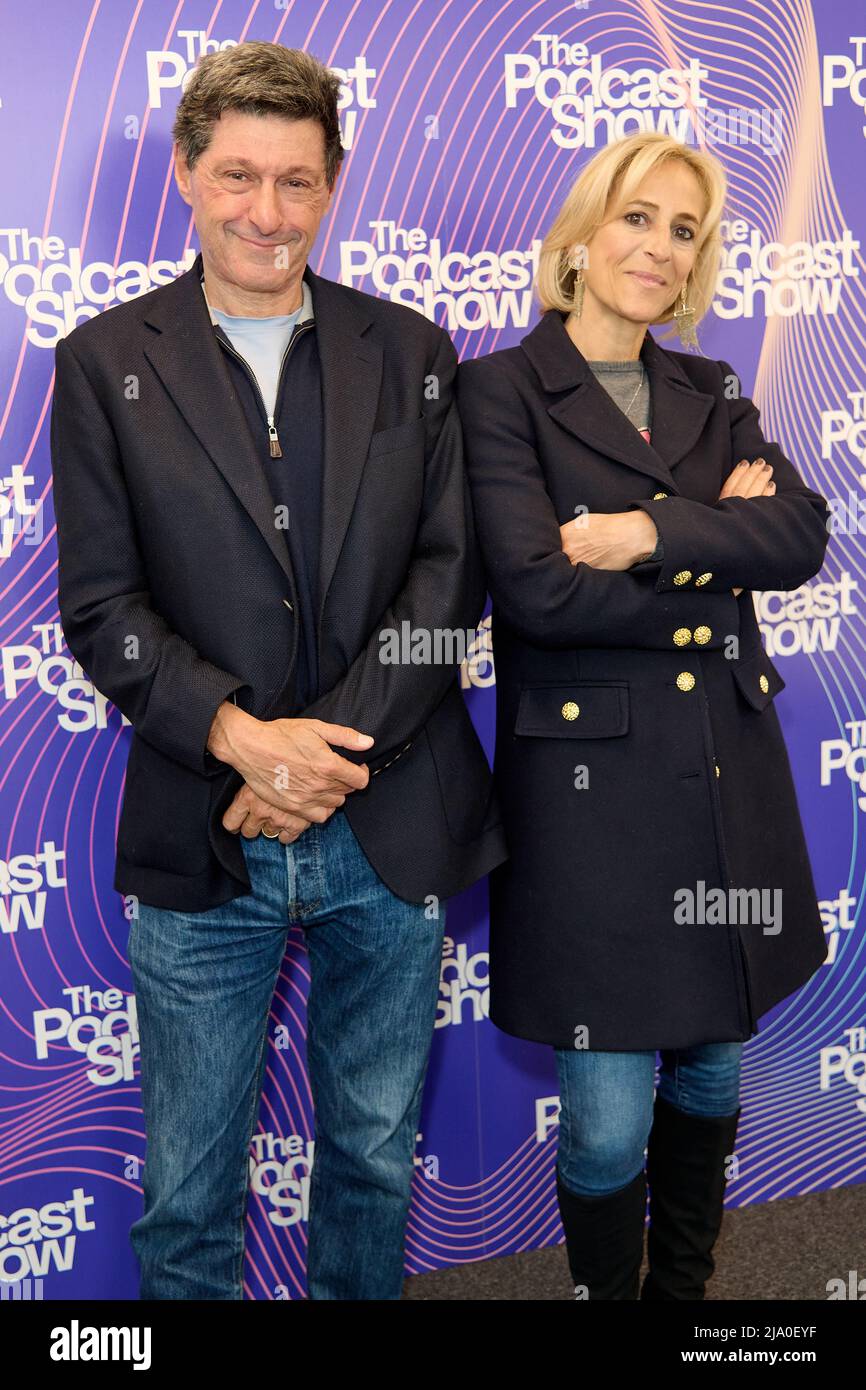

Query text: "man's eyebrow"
[626, 199, 701, 226]
[214, 156, 321, 176]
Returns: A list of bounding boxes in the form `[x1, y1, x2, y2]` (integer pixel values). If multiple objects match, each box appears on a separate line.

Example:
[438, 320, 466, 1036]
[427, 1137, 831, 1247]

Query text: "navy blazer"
[50, 252, 506, 910]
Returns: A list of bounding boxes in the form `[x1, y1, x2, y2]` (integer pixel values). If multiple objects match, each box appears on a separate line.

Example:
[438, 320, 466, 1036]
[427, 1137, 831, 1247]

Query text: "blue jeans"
[127, 808, 445, 1300]
[554, 1042, 743, 1196]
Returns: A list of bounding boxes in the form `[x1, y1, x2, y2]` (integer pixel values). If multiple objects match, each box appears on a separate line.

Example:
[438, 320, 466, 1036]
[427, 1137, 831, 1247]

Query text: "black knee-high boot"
[556, 1167, 647, 1299]
[640, 1094, 741, 1300]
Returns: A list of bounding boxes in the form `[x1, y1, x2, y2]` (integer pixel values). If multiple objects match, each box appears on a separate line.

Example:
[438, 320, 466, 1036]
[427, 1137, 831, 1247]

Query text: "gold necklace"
[622, 363, 645, 425]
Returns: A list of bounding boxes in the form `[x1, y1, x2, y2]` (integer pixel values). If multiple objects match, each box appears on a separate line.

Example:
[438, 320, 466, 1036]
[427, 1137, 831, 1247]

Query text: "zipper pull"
[267, 417, 282, 458]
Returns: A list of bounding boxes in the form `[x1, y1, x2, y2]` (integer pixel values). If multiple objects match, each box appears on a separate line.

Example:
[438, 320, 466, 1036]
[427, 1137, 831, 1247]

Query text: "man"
[50, 41, 505, 1300]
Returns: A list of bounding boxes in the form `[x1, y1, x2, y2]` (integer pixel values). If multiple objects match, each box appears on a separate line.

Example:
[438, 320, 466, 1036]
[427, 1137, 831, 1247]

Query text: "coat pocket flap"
[730, 651, 786, 711]
[367, 416, 426, 457]
[515, 682, 629, 738]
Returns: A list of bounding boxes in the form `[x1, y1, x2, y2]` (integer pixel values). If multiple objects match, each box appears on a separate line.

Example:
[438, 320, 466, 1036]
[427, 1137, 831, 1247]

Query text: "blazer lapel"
[520, 310, 715, 495]
[142, 253, 297, 588]
[303, 265, 383, 625]
[141, 253, 384, 628]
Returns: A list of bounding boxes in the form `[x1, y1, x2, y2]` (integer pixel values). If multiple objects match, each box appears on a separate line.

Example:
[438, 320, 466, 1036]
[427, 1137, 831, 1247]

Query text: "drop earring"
[674, 279, 698, 347]
[567, 250, 585, 319]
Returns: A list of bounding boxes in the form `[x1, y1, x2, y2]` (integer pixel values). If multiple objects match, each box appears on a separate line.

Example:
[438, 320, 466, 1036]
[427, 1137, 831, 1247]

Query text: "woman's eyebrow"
[627, 199, 700, 226]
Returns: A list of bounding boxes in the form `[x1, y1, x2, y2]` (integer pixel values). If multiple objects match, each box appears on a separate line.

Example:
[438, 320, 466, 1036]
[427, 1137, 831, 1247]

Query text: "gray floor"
[402, 1182, 866, 1300]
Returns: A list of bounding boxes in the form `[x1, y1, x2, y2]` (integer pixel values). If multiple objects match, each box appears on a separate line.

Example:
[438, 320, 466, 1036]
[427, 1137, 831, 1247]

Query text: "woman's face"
[576, 160, 705, 328]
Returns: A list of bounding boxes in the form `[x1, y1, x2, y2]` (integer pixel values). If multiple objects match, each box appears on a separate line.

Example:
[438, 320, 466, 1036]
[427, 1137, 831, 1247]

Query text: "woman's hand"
[719, 459, 776, 596]
[559, 510, 658, 570]
[719, 458, 776, 501]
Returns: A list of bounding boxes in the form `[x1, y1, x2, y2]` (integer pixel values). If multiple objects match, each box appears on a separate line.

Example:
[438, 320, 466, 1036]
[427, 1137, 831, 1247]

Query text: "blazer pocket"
[730, 650, 786, 712]
[118, 740, 213, 874]
[514, 682, 629, 738]
[425, 683, 497, 844]
[367, 416, 426, 457]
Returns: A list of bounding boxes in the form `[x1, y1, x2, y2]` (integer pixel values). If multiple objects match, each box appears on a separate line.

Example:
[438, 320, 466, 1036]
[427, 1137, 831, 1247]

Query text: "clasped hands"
[558, 457, 776, 599]
[210, 708, 376, 846]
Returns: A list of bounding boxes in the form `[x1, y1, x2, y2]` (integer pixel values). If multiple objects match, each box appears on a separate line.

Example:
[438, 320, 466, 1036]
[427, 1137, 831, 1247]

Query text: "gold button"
[673, 570, 692, 586]
[653, 491, 668, 500]
[695, 572, 712, 586]
[673, 627, 692, 646]
[715, 763, 720, 777]
[561, 701, 580, 721]
[676, 671, 696, 692]
[694, 625, 712, 644]
[759, 674, 769, 694]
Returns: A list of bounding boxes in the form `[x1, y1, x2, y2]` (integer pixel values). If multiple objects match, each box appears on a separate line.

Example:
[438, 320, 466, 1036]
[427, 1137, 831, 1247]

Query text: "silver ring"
[261, 825, 280, 839]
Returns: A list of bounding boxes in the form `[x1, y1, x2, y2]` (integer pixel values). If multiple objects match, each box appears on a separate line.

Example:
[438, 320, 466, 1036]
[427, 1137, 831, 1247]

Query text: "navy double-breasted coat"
[457, 310, 830, 1050]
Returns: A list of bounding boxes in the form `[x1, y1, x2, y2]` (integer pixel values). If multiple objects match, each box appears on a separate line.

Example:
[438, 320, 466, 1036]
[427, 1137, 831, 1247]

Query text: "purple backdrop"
[0, 0, 863, 1299]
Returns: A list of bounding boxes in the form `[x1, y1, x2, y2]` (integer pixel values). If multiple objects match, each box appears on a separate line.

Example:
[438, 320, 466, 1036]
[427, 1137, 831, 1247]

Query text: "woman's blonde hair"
[535, 133, 727, 340]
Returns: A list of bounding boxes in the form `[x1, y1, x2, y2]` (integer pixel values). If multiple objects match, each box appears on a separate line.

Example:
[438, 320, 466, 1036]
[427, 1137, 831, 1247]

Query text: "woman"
[457, 132, 830, 1300]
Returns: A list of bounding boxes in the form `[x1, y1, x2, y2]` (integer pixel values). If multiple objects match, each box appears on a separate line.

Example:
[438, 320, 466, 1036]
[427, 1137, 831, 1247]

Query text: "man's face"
[174, 109, 335, 295]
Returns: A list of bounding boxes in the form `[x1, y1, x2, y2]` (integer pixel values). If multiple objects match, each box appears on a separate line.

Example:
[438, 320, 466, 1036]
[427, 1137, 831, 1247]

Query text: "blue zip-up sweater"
[211, 315, 324, 710]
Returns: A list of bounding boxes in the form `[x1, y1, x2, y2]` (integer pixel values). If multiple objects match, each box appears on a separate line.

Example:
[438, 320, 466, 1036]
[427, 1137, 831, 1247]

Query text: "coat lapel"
[519, 310, 715, 494]
[141, 252, 383, 624]
[142, 252, 294, 588]
[303, 265, 383, 623]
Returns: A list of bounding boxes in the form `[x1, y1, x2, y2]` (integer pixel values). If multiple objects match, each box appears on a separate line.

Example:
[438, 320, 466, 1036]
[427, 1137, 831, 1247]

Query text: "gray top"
[585, 359, 662, 564]
[585, 358, 652, 437]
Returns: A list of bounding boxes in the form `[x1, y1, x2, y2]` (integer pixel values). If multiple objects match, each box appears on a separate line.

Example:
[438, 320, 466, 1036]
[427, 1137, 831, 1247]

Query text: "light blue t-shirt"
[200, 273, 314, 417]
[208, 304, 303, 418]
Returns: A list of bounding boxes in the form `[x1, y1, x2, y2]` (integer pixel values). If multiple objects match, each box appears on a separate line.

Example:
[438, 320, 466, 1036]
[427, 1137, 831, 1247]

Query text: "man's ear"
[173, 144, 192, 207]
[324, 165, 341, 209]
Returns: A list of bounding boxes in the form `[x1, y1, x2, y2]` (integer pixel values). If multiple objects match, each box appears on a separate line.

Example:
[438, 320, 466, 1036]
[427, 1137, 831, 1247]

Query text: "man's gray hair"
[172, 40, 344, 188]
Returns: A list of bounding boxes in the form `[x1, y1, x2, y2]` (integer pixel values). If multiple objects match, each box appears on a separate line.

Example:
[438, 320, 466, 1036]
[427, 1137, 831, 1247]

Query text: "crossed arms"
[456, 354, 829, 652]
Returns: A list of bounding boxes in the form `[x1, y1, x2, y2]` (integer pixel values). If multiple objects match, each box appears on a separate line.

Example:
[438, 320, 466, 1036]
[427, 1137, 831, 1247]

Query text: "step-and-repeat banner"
[1, 1, 864, 1299]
